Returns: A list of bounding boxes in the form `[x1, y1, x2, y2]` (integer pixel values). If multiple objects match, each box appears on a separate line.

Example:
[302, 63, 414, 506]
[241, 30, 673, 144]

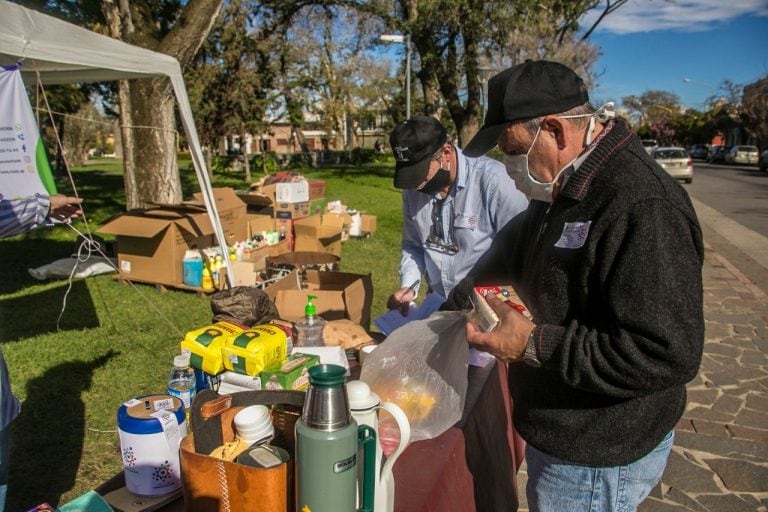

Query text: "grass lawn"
[0, 155, 404, 509]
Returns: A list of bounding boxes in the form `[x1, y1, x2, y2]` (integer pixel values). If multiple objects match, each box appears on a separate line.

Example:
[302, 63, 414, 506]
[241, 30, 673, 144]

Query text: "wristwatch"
[523, 328, 541, 367]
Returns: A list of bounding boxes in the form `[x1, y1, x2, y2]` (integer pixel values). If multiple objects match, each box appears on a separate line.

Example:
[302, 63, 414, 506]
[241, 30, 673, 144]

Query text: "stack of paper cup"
[235, 405, 275, 444]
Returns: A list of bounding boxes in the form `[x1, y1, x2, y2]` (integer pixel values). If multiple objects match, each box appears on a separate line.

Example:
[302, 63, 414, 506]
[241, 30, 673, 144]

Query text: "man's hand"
[387, 287, 417, 316]
[466, 295, 534, 362]
[49, 195, 83, 223]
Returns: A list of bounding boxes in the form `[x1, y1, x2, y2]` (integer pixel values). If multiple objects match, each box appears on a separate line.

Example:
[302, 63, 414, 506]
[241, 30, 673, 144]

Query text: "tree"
[18, 0, 223, 208]
[388, 0, 622, 146]
[101, 0, 223, 209]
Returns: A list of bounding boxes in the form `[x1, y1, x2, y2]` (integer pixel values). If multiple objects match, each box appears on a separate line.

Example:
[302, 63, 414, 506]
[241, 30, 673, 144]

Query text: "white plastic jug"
[347, 380, 411, 512]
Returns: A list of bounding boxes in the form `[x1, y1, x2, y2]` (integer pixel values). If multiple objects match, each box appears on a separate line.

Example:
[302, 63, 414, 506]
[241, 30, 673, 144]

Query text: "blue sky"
[584, 0, 768, 109]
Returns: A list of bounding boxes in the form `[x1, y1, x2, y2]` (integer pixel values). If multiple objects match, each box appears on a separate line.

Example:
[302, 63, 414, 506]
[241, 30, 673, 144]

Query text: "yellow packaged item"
[223, 324, 288, 376]
[181, 321, 244, 375]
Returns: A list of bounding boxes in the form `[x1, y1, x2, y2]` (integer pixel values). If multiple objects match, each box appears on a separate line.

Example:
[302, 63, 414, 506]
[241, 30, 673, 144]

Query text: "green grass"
[0, 155, 403, 508]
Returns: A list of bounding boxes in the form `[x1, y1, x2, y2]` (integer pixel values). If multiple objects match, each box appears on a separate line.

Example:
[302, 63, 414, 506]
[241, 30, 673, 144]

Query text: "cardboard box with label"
[98, 188, 247, 287]
[293, 214, 344, 256]
[265, 270, 374, 329]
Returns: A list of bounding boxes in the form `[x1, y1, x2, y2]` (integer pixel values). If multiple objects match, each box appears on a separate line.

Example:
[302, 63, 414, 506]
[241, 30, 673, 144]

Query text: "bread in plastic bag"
[360, 311, 468, 442]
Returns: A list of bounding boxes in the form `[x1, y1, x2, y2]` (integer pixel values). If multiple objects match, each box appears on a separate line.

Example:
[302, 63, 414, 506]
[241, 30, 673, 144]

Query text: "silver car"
[725, 145, 759, 165]
[652, 147, 693, 183]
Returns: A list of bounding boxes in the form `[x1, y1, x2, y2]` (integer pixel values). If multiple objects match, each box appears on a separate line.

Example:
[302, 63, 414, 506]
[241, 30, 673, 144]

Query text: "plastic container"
[167, 354, 196, 425]
[117, 394, 186, 496]
[294, 295, 326, 347]
[182, 252, 203, 287]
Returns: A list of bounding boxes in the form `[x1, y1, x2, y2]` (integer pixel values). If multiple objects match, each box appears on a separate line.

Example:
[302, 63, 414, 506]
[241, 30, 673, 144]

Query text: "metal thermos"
[296, 364, 376, 512]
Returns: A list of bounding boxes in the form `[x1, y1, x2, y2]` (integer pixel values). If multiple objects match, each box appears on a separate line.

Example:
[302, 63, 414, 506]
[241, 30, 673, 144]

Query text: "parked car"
[688, 144, 709, 160]
[641, 139, 658, 154]
[725, 145, 759, 165]
[707, 145, 727, 163]
[652, 147, 693, 183]
[759, 148, 768, 172]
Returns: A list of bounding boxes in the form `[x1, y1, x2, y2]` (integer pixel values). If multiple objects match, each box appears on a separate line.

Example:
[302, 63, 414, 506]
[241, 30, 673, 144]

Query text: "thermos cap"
[307, 364, 346, 387]
[347, 380, 380, 411]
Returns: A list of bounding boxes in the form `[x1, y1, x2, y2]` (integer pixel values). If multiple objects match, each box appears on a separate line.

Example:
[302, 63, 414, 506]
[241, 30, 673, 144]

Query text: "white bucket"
[117, 394, 187, 496]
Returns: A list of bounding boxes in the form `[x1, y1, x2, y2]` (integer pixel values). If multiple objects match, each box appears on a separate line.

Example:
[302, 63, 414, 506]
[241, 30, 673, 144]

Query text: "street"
[685, 160, 768, 296]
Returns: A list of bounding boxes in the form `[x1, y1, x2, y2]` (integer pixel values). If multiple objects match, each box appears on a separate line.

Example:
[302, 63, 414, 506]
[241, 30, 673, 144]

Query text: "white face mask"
[502, 102, 616, 202]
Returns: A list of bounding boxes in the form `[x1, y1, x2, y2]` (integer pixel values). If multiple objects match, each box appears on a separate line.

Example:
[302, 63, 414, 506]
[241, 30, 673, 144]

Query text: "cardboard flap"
[97, 212, 170, 238]
[192, 187, 247, 210]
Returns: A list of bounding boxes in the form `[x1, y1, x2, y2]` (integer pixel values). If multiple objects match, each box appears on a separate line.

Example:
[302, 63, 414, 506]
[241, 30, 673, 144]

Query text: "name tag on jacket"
[555, 221, 591, 249]
[454, 212, 478, 229]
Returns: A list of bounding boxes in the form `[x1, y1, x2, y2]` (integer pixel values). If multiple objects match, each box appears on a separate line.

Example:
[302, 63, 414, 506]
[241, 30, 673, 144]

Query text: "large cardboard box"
[98, 207, 214, 286]
[190, 187, 247, 244]
[293, 214, 344, 256]
[265, 270, 374, 329]
[274, 180, 309, 203]
[308, 179, 326, 200]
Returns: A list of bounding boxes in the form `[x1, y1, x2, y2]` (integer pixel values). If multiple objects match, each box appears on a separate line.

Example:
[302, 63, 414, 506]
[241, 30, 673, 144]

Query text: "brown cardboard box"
[293, 214, 344, 256]
[265, 270, 374, 329]
[246, 210, 275, 238]
[97, 207, 214, 286]
[308, 179, 326, 200]
[360, 214, 377, 236]
[190, 187, 247, 245]
[274, 201, 310, 219]
[231, 260, 260, 286]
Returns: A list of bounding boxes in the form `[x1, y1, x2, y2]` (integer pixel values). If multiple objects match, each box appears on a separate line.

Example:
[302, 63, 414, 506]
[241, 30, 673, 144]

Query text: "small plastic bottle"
[201, 266, 214, 291]
[167, 354, 196, 426]
[294, 295, 326, 347]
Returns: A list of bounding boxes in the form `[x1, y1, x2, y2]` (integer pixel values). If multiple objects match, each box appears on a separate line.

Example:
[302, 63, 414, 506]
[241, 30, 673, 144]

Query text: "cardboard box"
[190, 187, 247, 245]
[360, 214, 377, 236]
[265, 270, 374, 329]
[274, 201, 310, 219]
[98, 207, 215, 286]
[308, 179, 326, 200]
[275, 180, 309, 203]
[293, 214, 344, 256]
[308, 198, 327, 216]
[260, 353, 321, 391]
[247, 210, 274, 238]
[231, 260, 260, 286]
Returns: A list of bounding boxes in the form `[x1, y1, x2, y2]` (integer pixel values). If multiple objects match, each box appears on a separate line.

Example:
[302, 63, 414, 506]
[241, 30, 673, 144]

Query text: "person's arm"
[388, 192, 426, 312]
[0, 196, 50, 237]
[468, 199, 705, 397]
[0, 195, 82, 238]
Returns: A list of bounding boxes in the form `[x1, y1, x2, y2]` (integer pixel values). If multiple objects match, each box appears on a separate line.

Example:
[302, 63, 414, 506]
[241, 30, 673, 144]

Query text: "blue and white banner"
[0, 64, 56, 201]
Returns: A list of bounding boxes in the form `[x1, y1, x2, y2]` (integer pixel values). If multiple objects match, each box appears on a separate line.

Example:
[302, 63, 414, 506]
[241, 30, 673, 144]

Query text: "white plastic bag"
[360, 311, 468, 442]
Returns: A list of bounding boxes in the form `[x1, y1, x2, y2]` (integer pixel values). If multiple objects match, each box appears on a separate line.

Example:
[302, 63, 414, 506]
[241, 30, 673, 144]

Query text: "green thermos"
[296, 364, 376, 512]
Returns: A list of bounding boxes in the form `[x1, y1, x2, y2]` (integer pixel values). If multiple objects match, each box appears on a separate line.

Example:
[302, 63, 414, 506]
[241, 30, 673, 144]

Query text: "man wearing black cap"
[387, 116, 527, 312]
[446, 61, 704, 511]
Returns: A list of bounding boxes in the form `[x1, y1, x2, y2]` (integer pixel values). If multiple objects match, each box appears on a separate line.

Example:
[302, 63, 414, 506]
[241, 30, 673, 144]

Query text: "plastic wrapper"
[181, 321, 244, 375]
[360, 311, 468, 442]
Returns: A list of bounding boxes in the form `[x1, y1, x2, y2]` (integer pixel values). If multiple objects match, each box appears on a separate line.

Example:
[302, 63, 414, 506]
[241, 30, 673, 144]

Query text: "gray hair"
[520, 102, 595, 136]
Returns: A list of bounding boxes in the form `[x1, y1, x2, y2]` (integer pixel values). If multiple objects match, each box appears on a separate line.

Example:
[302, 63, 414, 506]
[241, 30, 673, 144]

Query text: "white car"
[725, 145, 759, 165]
[652, 147, 693, 183]
[641, 139, 658, 154]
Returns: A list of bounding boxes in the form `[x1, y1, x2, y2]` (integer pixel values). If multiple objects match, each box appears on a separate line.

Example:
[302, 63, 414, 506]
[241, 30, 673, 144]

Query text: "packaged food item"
[223, 324, 289, 376]
[181, 321, 244, 375]
[260, 352, 320, 391]
[469, 285, 532, 332]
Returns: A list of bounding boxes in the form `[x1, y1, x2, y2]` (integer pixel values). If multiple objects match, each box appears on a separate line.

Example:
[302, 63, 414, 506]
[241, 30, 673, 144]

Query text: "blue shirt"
[0, 195, 50, 238]
[399, 146, 528, 299]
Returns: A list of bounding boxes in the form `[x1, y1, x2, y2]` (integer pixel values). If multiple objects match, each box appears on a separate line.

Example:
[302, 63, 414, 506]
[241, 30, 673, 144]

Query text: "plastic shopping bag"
[360, 311, 468, 442]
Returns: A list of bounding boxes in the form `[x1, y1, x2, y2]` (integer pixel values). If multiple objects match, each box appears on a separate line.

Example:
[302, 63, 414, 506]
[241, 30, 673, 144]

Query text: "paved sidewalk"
[516, 244, 768, 511]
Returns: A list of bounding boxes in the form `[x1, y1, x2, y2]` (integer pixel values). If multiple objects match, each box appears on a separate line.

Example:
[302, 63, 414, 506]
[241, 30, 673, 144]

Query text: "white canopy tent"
[0, 0, 235, 286]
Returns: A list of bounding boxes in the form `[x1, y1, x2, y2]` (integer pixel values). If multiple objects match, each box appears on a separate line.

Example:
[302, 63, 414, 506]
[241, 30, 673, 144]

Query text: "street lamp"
[381, 33, 412, 119]
[477, 66, 496, 124]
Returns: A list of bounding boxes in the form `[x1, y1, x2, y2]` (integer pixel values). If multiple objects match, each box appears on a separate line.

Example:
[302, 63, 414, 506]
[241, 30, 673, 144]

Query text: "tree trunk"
[118, 80, 139, 209]
[103, 0, 223, 208]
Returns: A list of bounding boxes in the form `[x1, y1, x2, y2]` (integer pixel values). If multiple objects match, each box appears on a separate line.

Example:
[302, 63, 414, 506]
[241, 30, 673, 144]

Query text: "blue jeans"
[526, 431, 673, 512]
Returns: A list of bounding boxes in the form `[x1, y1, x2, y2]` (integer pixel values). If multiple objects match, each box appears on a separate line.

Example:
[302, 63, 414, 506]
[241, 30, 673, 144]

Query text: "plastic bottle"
[201, 266, 214, 291]
[294, 295, 326, 347]
[167, 354, 196, 426]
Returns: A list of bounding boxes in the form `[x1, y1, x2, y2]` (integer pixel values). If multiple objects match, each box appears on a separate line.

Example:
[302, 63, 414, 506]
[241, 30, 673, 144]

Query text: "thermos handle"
[379, 402, 411, 479]
[357, 425, 376, 512]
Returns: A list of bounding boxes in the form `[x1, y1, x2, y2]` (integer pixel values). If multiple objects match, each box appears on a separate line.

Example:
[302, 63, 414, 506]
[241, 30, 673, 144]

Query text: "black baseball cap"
[464, 60, 589, 157]
[390, 116, 448, 189]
